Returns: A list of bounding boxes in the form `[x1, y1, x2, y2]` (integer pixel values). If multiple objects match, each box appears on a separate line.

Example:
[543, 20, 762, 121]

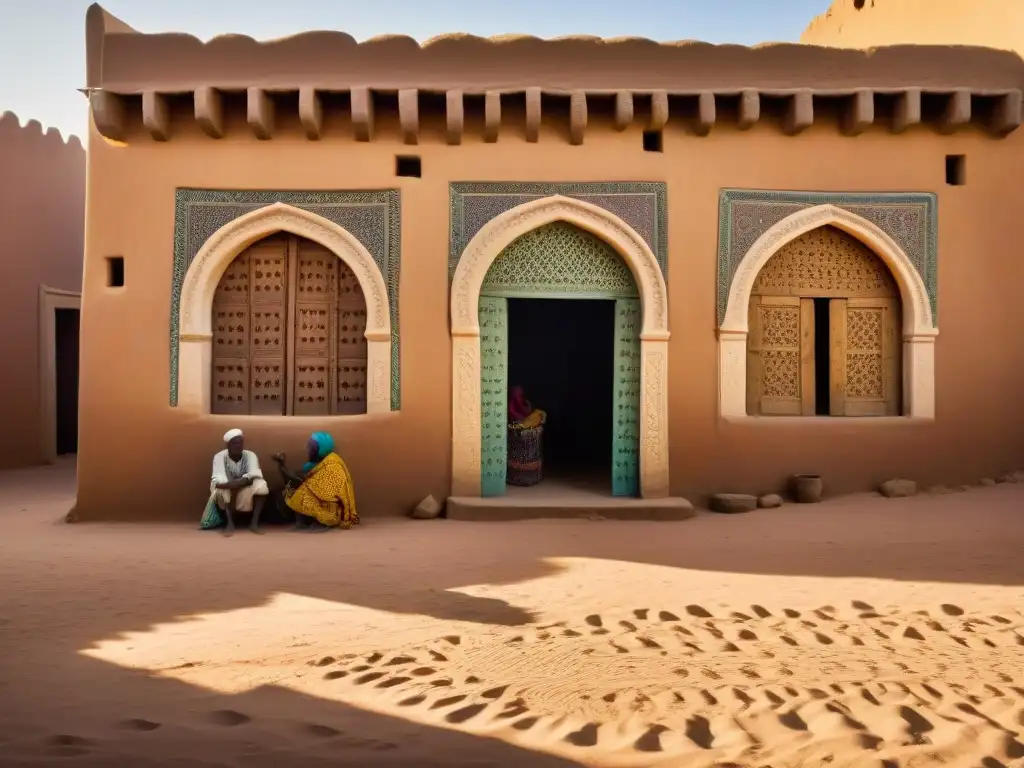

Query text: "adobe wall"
[0, 112, 85, 468]
[76, 106, 1024, 520]
[802, 0, 1024, 55]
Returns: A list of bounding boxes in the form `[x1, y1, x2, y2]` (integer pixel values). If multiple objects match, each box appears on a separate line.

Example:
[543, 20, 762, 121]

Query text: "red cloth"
[508, 386, 532, 422]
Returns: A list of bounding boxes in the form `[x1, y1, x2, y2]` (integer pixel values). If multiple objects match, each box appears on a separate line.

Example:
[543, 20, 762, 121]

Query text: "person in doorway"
[199, 429, 270, 536]
[271, 432, 359, 532]
[508, 385, 546, 428]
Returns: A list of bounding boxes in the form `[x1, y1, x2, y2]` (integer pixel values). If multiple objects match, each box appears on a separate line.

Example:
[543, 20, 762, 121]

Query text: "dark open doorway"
[507, 298, 615, 482]
[54, 307, 80, 456]
[813, 298, 830, 415]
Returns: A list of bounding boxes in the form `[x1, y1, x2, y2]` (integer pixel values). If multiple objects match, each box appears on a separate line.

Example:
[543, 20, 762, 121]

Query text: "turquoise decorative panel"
[481, 222, 639, 299]
[612, 298, 641, 497]
[479, 296, 508, 497]
[717, 189, 937, 327]
[171, 189, 402, 410]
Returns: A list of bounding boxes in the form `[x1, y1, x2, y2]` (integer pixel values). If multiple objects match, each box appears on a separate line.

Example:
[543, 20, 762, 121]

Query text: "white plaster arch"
[178, 202, 392, 414]
[450, 194, 671, 498]
[718, 203, 937, 420]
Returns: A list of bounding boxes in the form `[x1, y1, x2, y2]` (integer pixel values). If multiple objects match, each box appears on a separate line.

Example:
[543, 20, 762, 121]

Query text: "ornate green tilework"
[170, 189, 401, 410]
[450, 182, 668, 281]
[481, 222, 640, 299]
[717, 189, 938, 327]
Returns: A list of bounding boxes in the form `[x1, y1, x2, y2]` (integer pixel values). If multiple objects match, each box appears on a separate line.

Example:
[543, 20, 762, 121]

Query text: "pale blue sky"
[0, 0, 830, 141]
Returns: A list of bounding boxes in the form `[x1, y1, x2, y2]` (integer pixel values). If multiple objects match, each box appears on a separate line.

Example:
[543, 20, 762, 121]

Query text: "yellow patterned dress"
[284, 452, 359, 528]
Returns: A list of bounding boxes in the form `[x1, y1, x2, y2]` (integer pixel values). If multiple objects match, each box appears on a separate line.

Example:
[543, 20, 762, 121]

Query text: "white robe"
[210, 449, 269, 512]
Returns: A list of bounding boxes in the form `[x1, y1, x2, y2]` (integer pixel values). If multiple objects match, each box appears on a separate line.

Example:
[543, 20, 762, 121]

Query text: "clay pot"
[791, 474, 823, 504]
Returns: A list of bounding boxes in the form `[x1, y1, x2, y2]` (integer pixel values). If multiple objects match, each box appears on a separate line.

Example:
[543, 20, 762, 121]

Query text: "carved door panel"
[211, 249, 252, 415]
[612, 298, 641, 497]
[829, 297, 900, 416]
[247, 236, 288, 415]
[747, 295, 815, 416]
[336, 261, 369, 415]
[479, 296, 508, 497]
[290, 239, 337, 416]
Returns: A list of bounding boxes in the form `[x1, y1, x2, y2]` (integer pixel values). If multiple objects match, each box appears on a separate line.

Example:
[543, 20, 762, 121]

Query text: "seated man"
[199, 428, 270, 536]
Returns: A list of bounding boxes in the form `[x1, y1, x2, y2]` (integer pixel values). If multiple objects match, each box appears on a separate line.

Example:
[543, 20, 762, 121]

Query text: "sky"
[0, 0, 831, 141]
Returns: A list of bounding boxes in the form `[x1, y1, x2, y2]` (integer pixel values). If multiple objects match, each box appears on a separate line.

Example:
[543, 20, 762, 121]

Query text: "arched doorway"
[177, 203, 391, 415]
[209, 231, 370, 416]
[450, 195, 671, 500]
[746, 225, 902, 417]
[477, 221, 641, 496]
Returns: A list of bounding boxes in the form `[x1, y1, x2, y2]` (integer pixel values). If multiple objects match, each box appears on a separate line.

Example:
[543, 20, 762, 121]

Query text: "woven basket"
[507, 416, 546, 487]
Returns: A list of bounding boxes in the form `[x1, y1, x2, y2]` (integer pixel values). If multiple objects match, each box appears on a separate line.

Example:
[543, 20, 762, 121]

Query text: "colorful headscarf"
[303, 432, 335, 472]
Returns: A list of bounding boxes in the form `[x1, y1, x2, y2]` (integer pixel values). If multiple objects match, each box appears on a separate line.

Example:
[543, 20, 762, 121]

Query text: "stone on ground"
[879, 479, 917, 498]
[758, 493, 783, 509]
[411, 495, 442, 520]
[710, 493, 758, 514]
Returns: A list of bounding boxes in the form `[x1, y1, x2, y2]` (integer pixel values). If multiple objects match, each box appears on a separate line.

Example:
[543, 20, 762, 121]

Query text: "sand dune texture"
[1, 460, 1023, 767]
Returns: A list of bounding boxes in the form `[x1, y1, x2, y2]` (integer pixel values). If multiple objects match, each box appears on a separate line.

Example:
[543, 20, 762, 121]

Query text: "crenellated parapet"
[0, 111, 85, 154]
[84, 3, 1023, 144]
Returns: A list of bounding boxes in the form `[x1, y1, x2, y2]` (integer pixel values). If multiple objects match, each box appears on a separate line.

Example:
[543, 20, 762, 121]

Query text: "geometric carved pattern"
[718, 189, 937, 326]
[171, 188, 400, 410]
[753, 226, 899, 299]
[846, 308, 885, 399]
[760, 306, 801, 399]
[482, 222, 639, 298]
[450, 182, 667, 282]
[210, 233, 368, 416]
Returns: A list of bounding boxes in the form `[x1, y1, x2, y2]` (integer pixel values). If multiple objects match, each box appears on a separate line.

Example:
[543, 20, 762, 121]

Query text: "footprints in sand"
[308, 600, 1024, 766]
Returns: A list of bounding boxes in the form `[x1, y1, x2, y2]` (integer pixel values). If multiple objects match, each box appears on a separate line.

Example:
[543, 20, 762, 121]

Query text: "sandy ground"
[1, 460, 1024, 767]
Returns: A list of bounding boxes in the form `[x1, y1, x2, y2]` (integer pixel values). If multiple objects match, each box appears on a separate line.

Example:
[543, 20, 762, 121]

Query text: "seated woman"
[199, 428, 270, 536]
[508, 385, 546, 428]
[271, 432, 359, 533]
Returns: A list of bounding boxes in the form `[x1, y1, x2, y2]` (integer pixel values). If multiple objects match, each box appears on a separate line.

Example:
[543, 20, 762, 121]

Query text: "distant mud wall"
[802, 0, 1024, 56]
[0, 111, 85, 468]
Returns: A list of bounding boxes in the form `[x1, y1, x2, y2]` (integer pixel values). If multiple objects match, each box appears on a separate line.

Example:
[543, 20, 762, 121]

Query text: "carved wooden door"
[211, 234, 288, 415]
[336, 258, 369, 414]
[829, 297, 900, 416]
[612, 298, 641, 497]
[747, 295, 815, 416]
[290, 240, 336, 416]
[479, 296, 508, 497]
[211, 233, 368, 416]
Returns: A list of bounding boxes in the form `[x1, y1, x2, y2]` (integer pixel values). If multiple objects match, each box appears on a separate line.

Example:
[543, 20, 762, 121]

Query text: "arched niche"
[178, 202, 391, 415]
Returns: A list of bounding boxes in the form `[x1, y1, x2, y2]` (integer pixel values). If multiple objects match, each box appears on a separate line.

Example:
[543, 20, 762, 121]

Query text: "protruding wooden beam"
[782, 90, 813, 135]
[194, 87, 224, 139]
[569, 91, 587, 145]
[90, 91, 126, 142]
[649, 90, 669, 131]
[842, 89, 874, 136]
[694, 91, 715, 136]
[298, 87, 322, 140]
[614, 91, 633, 131]
[446, 90, 464, 145]
[351, 87, 374, 142]
[484, 91, 501, 143]
[246, 88, 274, 140]
[892, 88, 921, 134]
[142, 91, 169, 142]
[939, 89, 971, 134]
[398, 89, 419, 145]
[737, 89, 760, 130]
[989, 90, 1021, 136]
[525, 88, 541, 143]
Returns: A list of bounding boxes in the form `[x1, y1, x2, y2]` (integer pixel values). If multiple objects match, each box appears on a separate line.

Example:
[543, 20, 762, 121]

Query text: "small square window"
[642, 130, 663, 153]
[396, 155, 421, 178]
[945, 154, 965, 186]
[106, 256, 124, 287]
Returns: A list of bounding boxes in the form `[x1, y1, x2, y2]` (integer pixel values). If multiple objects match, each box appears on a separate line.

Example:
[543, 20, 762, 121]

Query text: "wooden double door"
[747, 294, 901, 417]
